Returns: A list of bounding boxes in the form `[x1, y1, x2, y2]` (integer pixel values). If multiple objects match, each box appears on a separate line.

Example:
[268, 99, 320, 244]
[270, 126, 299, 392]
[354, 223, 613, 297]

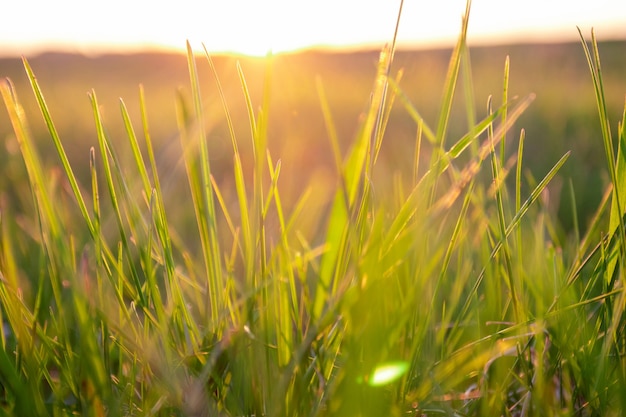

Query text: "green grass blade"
[387, 77, 437, 144]
[203, 49, 253, 270]
[136, 86, 189, 330]
[1, 78, 68, 328]
[461, 151, 570, 318]
[0, 79, 60, 238]
[89, 90, 146, 308]
[119, 98, 152, 196]
[500, 56, 510, 159]
[461, 43, 477, 153]
[371, 0, 404, 167]
[21, 58, 96, 238]
[428, 0, 471, 206]
[432, 94, 535, 212]
[0, 220, 38, 369]
[185, 41, 223, 329]
[314, 45, 398, 321]
[434, 0, 471, 147]
[233, 62, 256, 289]
[488, 97, 520, 321]
[0, 339, 47, 415]
[316, 77, 345, 183]
[345, 47, 390, 206]
[313, 192, 349, 320]
[578, 28, 626, 286]
[237, 62, 258, 151]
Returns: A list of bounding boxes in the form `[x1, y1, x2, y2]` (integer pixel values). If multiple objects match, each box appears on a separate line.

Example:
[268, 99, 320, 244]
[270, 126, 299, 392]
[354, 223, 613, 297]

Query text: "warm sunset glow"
[1, 0, 625, 57]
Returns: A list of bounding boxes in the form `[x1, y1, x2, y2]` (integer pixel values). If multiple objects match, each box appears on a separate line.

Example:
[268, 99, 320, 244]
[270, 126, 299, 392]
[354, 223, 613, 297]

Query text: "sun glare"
[144, 2, 312, 57]
[1, 0, 625, 57]
[140, 0, 413, 57]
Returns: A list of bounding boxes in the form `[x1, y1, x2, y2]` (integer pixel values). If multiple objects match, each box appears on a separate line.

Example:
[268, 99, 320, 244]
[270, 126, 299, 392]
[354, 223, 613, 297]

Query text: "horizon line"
[2, 33, 626, 60]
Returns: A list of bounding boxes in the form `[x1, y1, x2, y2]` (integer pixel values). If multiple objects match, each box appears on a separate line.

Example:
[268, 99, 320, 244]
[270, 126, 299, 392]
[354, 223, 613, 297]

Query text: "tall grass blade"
[317, 77, 346, 189]
[500, 56, 510, 159]
[461, 151, 570, 318]
[1, 78, 68, 333]
[136, 85, 187, 330]
[21, 58, 95, 238]
[434, 0, 471, 148]
[488, 70, 521, 321]
[313, 41, 398, 320]
[387, 77, 437, 144]
[234, 61, 256, 290]
[371, 0, 404, 166]
[184, 41, 223, 330]
[579, 28, 626, 287]
[89, 90, 145, 307]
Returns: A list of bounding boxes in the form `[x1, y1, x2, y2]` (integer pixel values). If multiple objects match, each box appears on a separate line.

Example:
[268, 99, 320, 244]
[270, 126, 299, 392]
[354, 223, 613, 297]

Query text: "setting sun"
[1, 0, 625, 57]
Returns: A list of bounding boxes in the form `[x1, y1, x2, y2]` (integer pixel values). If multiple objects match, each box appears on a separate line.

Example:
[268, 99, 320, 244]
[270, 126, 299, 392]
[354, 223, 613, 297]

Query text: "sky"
[1, 0, 625, 57]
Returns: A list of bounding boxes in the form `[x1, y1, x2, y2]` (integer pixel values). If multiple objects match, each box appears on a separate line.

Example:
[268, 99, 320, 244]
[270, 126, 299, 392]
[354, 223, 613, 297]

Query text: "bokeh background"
[1, 0, 625, 238]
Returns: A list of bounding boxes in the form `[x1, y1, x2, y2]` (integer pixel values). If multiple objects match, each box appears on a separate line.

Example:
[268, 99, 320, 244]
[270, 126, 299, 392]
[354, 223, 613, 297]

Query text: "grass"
[1, 2, 626, 415]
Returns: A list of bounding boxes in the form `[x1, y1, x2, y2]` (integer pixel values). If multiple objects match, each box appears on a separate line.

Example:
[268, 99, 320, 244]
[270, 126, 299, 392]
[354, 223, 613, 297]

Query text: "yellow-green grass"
[1, 41, 624, 231]
[1, 2, 626, 415]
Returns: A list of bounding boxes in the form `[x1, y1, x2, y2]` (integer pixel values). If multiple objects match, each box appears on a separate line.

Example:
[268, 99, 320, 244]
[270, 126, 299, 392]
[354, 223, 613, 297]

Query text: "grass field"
[1, 39, 624, 230]
[1, 3, 626, 416]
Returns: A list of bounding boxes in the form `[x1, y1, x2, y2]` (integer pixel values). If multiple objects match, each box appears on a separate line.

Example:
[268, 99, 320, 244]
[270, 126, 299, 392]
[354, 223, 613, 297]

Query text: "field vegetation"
[0, 2, 626, 416]
[1, 39, 624, 230]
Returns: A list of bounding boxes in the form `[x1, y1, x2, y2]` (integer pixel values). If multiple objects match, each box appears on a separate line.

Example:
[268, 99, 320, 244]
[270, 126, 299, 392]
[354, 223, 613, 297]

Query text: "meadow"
[1, 4, 626, 415]
[1, 40, 625, 229]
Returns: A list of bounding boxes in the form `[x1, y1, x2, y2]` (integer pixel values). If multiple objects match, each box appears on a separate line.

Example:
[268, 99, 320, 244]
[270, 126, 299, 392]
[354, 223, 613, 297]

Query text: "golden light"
[173, 0, 405, 57]
[163, 2, 296, 57]
[0, 0, 625, 57]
